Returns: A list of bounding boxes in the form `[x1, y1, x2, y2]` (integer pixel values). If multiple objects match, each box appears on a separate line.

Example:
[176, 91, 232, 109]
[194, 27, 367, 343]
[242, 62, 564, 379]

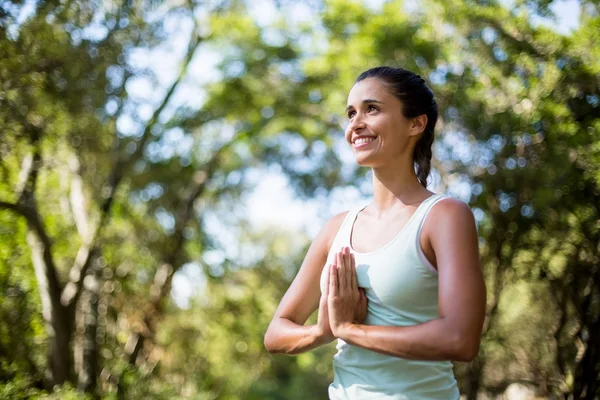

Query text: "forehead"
[347, 78, 394, 106]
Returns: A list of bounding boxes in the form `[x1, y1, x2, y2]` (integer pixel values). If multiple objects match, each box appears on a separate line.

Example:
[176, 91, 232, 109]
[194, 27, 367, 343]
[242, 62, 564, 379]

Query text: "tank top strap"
[328, 205, 366, 254]
[413, 194, 448, 234]
[409, 194, 448, 273]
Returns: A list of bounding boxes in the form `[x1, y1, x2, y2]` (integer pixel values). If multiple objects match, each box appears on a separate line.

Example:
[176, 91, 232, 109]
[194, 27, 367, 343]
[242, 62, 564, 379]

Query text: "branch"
[15, 152, 33, 197]
[149, 150, 222, 306]
[0, 200, 54, 259]
[2, 139, 64, 320]
[60, 22, 206, 313]
[68, 156, 90, 240]
[115, 134, 240, 389]
[2, 142, 69, 386]
[123, 151, 223, 366]
[472, 14, 547, 59]
[0, 200, 21, 213]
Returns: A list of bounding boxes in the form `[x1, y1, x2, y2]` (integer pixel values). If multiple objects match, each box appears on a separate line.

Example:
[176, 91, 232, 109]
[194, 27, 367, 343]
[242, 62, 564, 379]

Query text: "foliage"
[0, 0, 598, 398]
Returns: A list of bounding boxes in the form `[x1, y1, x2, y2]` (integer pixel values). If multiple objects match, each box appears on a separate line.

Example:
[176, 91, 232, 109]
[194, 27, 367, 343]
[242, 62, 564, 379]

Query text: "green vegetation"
[1, 0, 598, 398]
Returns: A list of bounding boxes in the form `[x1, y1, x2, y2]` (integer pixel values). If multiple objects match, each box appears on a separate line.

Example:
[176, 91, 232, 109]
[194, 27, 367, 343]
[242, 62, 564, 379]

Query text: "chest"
[354, 248, 436, 304]
[350, 208, 419, 254]
[320, 243, 438, 316]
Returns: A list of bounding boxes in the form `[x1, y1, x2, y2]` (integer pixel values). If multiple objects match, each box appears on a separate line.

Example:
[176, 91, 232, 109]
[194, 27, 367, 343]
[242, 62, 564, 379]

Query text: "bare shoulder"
[319, 210, 350, 250]
[299, 210, 350, 269]
[428, 197, 475, 226]
[324, 210, 349, 231]
[424, 197, 479, 266]
[421, 197, 477, 251]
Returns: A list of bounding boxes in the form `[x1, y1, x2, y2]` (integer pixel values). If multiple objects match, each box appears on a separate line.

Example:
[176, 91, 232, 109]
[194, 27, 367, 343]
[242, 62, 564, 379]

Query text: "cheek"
[344, 127, 352, 143]
[380, 121, 404, 144]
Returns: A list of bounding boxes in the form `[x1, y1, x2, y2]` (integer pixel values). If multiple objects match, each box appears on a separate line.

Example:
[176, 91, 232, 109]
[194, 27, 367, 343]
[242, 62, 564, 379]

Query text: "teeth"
[354, 137, 376, 145]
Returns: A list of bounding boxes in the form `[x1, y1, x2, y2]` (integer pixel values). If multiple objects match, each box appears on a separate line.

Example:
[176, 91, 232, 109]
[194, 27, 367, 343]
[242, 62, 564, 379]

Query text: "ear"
[409, 114, 428, 137]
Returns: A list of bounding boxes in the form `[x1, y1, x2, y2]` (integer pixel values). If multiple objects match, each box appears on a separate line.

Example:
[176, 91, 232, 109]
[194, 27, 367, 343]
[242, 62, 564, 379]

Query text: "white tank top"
[319, 194, 460, 400]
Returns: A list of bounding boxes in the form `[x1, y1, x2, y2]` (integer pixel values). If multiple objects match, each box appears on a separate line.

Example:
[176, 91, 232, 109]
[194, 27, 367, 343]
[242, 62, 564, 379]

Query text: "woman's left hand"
[328, 247, 365, 336]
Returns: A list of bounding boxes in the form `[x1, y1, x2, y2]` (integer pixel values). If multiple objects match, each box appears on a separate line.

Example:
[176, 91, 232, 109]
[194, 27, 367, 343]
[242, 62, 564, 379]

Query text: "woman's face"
[344, 78, 422, 167]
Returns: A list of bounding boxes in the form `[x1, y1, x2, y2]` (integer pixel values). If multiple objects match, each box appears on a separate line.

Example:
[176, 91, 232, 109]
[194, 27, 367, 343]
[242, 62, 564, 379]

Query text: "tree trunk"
[573, 286, 600, 399]
[75, 253, 101, 396]
[27, 230, 73, 387]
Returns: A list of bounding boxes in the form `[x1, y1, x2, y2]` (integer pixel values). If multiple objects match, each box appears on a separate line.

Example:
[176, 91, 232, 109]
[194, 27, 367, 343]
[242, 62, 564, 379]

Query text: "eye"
[347, 110, 356, 119]
[367, 105, 378, 112]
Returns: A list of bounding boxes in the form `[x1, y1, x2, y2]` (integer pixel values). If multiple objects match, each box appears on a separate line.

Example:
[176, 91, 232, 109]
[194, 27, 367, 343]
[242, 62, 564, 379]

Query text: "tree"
[1, 0, 347, 396]
[434, 1, 600, 397]
[1, 0, 598, 398]
[280, 0, 599, 397]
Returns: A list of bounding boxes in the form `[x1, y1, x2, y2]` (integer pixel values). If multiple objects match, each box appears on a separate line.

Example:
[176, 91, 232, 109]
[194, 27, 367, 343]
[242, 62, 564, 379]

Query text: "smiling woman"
[264, 66, 486, 400]
[345, 68, 437, 188]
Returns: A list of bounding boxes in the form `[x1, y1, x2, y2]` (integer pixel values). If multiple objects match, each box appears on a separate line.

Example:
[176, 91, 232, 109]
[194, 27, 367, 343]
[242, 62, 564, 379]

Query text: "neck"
[369, 156, 431, 215]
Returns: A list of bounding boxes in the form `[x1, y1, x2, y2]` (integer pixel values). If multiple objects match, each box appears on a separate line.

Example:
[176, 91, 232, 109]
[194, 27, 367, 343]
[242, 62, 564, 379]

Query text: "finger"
[350, 253, 357, 293]
[337, 251, 346, 293]
[344, 251, 353, 294]
[320, 266, 330, 319]
[329, 262, 338, 297]
[341, 250, 349, 292]
[323, 264, 330, 297]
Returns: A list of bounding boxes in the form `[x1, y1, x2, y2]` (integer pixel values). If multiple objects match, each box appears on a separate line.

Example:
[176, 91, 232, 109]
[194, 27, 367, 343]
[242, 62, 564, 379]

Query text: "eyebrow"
[345, 99, 383, 112]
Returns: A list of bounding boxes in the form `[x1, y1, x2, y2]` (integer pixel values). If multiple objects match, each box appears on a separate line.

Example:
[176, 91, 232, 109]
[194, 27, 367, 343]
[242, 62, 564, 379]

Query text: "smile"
[353, 136, 377, 148]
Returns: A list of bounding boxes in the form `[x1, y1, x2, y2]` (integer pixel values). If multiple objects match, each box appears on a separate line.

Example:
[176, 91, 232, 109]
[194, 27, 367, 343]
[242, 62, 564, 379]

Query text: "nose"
[348, 113, 366, 133]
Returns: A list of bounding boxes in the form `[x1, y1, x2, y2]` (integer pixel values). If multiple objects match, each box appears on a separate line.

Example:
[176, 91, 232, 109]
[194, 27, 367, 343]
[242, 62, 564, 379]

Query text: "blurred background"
[0, 0, 598, 398]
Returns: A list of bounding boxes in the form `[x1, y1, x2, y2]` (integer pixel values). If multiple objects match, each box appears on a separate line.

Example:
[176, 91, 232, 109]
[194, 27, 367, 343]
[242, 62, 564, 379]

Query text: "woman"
[264, 66, 486, 399]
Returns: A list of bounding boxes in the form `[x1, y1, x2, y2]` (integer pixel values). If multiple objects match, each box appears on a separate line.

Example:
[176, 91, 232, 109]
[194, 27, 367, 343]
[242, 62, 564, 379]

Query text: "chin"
[354, 155, 376, 167]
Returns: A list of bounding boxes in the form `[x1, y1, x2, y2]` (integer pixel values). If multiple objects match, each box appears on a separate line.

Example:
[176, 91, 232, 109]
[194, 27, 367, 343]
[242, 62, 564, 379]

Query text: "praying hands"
[317, 247, 367, 340]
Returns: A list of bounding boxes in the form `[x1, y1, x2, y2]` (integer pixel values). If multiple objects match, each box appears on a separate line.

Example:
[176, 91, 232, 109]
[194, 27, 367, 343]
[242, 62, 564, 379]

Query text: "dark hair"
[355, 66, 438, 188]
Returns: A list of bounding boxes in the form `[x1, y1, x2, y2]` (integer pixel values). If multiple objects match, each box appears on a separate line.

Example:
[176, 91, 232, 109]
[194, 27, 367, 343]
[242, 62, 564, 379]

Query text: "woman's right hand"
[319, 255, 368, 342]
[316, 264, 335, 344]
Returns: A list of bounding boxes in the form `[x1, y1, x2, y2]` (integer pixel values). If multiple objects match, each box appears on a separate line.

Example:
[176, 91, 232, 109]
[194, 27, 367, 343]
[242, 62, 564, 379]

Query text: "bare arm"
[264, 212, 347, 354]
[328, 198, 486, 362]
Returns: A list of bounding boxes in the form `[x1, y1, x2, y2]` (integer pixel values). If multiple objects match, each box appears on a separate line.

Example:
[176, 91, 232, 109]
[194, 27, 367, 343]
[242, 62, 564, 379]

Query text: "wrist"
[312, 324, 334, 345]
[332, 322, 355, 340]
